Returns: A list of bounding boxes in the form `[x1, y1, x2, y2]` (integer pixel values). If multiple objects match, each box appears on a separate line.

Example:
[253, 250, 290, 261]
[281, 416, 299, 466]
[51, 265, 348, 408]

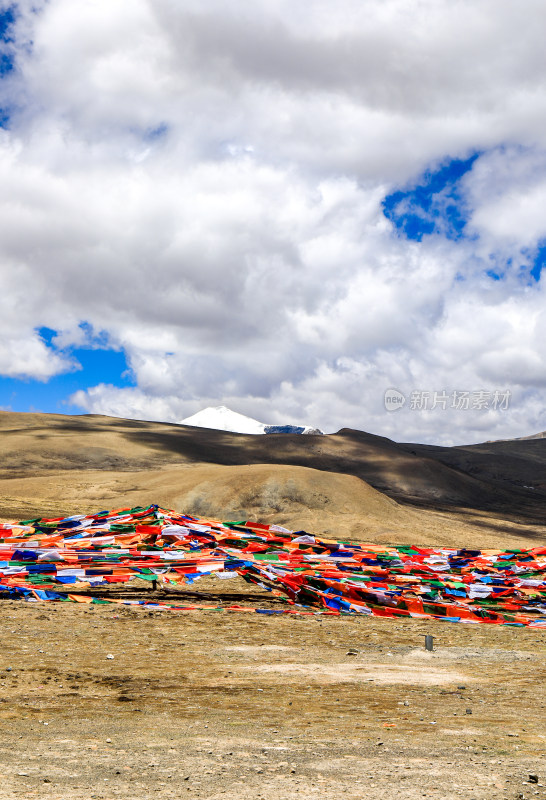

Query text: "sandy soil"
[0, 576, 545, 800]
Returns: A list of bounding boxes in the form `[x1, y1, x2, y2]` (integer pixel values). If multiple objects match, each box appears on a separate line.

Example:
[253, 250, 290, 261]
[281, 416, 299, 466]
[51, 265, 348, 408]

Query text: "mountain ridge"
[1, 409, 546, 534]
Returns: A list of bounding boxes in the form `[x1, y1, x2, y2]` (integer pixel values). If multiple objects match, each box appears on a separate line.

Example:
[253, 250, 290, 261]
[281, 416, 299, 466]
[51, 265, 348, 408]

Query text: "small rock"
[376, 741, 384, 746]
[529, 775, 539, 784]
[465, 709, 472, 715]
[106, 654, 114, 660]
[346, 649, 358, 655]
[106, 738, 112, 743]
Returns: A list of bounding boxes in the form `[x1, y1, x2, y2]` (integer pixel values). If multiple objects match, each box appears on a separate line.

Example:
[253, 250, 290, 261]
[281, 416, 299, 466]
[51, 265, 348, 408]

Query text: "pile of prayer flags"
[0, 504, 544, 627]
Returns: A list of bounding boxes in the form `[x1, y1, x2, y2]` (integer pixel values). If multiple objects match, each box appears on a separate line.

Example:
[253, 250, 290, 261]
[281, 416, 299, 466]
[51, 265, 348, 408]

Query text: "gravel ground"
[0, 584, 545, 800]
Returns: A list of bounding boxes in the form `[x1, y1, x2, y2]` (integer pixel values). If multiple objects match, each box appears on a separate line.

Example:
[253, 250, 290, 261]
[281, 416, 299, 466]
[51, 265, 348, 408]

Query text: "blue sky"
[383, 152, 546, 285]
[0, 332, 134, 414]
[0, 6, 15, 126]
[0, 7, 15, 71]
[382, 154, 479, 243]
[2, 1, 546, 444]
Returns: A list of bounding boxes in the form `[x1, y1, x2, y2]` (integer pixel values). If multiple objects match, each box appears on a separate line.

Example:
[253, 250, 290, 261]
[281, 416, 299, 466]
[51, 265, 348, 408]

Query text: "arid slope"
[1, 410, 546, 548]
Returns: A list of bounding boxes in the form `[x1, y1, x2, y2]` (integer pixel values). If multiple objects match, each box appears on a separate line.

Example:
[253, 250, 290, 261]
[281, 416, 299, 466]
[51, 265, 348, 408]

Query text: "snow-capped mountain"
[180, 406, 323, 435]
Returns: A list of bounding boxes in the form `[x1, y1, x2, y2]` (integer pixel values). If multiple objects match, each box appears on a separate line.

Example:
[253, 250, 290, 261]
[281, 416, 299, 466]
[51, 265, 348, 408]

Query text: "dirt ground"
[0, 577, 545, 800]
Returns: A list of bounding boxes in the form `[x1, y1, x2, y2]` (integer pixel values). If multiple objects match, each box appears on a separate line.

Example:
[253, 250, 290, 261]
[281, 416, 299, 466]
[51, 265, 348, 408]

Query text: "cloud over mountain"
[2, 1, 546, 443]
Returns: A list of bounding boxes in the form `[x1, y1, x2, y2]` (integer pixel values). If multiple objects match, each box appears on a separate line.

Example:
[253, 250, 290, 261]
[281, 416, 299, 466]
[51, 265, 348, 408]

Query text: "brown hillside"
[1, 410, 545, 548]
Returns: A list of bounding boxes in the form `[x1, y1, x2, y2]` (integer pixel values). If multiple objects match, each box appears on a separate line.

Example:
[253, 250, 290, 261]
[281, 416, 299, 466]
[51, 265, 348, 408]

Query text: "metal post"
[425, 634, 434, 651]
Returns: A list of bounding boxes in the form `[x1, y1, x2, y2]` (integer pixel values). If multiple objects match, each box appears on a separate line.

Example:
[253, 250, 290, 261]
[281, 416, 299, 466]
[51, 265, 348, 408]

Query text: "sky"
[2, 1, 546, 445]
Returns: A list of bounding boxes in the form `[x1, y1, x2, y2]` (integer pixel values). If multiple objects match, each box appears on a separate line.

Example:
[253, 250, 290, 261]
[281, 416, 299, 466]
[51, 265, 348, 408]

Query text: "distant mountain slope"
[501, 430, 546, 441]
[1, 411, 546, 543]
[401, 437, 546, 496]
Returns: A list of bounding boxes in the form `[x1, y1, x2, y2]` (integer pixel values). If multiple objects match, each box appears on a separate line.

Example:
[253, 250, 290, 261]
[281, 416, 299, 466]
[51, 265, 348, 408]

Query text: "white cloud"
[0, 331, 77, 380]
[464, 148, 546, 253]
[2, 0, 546, 443]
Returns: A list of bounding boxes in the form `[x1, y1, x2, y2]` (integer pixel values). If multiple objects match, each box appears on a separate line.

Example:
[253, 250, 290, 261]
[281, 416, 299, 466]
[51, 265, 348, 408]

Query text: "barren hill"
[1, 410, 545, 548]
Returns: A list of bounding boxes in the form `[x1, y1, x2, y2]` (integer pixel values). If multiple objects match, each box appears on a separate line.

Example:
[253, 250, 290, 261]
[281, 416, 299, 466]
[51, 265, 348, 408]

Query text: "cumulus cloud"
[2, 0, 546, 443]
